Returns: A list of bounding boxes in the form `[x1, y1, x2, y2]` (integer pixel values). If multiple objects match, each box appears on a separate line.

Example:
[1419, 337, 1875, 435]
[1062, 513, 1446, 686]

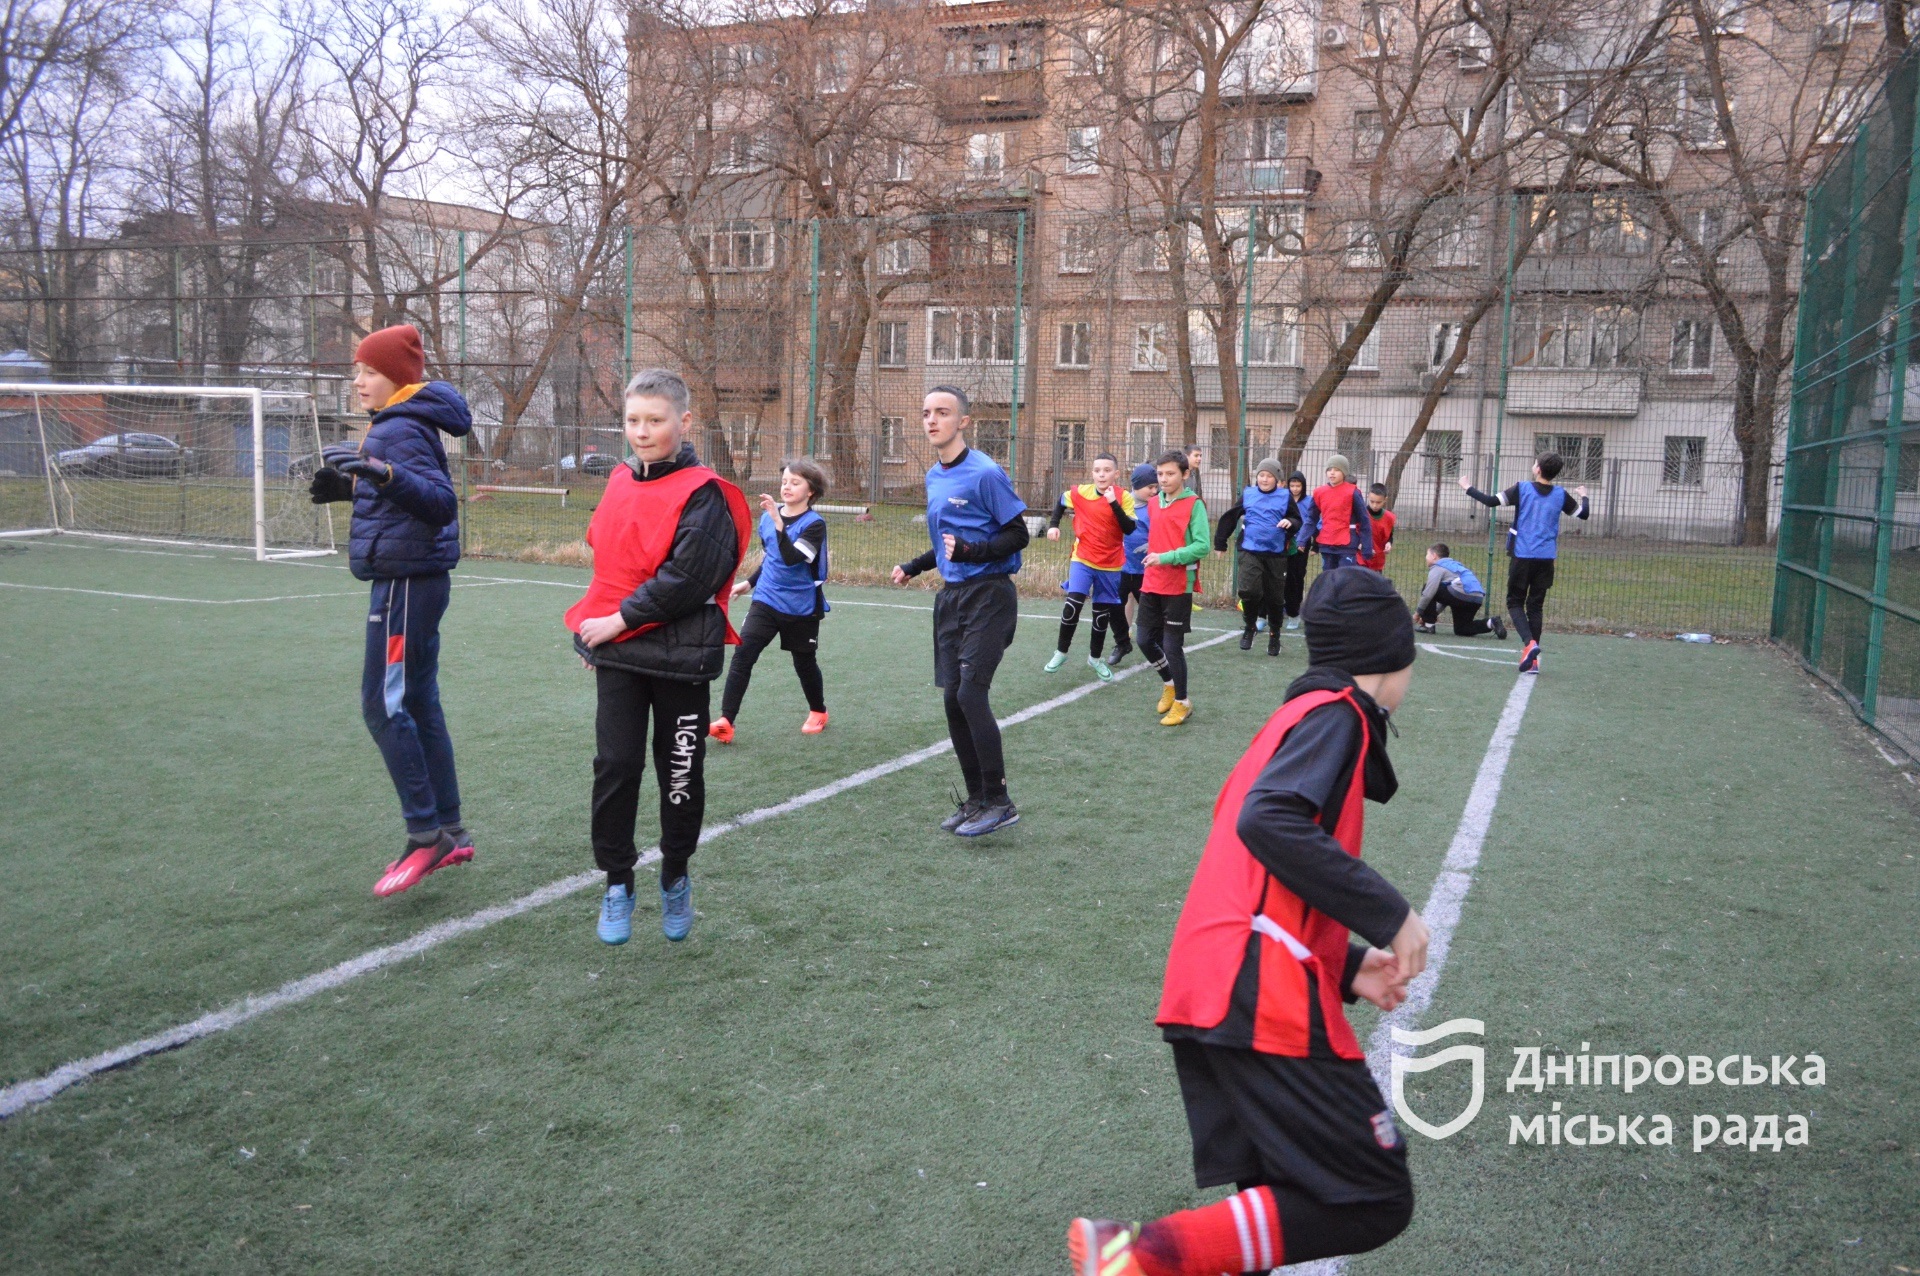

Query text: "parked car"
[54, 433, 191, 478]
[558, 452, 620, 477]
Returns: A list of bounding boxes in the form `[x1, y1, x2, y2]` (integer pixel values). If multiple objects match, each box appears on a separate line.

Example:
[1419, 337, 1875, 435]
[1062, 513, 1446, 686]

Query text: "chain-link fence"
[1775, 48, 1920, 760]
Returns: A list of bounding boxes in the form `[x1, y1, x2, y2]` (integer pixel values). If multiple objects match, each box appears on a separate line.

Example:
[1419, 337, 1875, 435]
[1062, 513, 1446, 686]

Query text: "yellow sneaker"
[1160, 699, 1193, 727]
[1155, 683, 1177, 715]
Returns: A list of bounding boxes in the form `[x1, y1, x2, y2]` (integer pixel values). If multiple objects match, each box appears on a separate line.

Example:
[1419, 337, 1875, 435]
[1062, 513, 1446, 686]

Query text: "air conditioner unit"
[1321, 24, 1348, 48]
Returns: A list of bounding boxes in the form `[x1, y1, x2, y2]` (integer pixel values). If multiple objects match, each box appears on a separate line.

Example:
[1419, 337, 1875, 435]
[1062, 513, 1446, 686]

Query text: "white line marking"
[0, 630, 1235, 1119]
[0, 580, 513, 605]
[1419, 641, 1514, 666]
[1303, 674, 1535, 1276]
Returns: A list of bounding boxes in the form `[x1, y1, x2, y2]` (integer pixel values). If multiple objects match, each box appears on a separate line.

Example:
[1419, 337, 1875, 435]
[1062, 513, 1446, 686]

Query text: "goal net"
[0, 384, 336, 559]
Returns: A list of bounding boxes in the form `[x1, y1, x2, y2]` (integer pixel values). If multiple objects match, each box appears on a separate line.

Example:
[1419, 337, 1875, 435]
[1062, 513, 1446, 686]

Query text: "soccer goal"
[0, 383, 336, 560]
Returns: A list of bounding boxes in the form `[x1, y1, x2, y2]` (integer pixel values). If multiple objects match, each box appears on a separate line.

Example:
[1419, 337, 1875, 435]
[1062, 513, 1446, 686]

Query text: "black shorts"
[1137, 590, 1194, 633]
[1170, 1040, 1411, 1205]
[740, 599, 821, 652]
[932, 573, 1018, 689]
[1506, 555, 1556, 599]
[1120, 571, 1145, 605]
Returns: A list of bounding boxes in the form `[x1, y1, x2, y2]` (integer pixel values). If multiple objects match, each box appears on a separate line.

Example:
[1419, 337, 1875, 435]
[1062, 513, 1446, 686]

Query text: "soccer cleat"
[1268, 631, 1282, 657]
[597, 883, 635, 945]
[801, 710, 829, 734]
[1088, 655, 1114, 682]
[1415, 620, 1437, 634]
[1239, 630, 1255, 651]
[661, 875, 694, 941]
[1155, 683, 1177, 715]
[1518, 639, 1540, 674]
[1067, 1219, 1146, 1276]
[1044, 650, 1069, 673]
[708, 717, 735, 744]
[374, 832, 463, 897]
[1160, 698, 1193, 727]
[1491, 615, 1508, 640]
[955, 794, 1020, 837]
[940, 790, 983, 832]
[1285, 616, 1301, 631]
[1109, 642, 1132, 667]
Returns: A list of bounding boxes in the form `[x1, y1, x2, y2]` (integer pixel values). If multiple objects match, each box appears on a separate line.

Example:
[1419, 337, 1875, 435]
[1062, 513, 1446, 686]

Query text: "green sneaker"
[1088, 655, 1114, 682]
[1043, 650, 1068, 672]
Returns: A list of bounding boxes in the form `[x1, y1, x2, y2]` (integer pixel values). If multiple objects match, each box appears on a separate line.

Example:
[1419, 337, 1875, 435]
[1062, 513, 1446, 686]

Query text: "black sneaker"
[941, 793, 983, 833]
[956, 795, 1020, 837]
[1109, 642, 1132, 667]
[1490, 615, 1508, 640]
[1268, 631, 1281, 656]
[1415, 621, 1437, 634]
[1239, 629, 1256, 651]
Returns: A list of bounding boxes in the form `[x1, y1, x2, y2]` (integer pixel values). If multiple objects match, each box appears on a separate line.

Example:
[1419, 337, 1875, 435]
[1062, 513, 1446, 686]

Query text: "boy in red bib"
[1359, 483, 1396, 574]
[1045, 451, 1137, 681]
[1138, 450, 1210, 727]
[565, 369, 749, 946]
[1069, 568, 1430, 1276]
[1300, 454, 1373, 573]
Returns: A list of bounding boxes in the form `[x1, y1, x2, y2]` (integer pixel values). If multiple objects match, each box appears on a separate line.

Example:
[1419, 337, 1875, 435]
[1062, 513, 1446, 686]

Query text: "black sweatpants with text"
[592, 667, 710, 889]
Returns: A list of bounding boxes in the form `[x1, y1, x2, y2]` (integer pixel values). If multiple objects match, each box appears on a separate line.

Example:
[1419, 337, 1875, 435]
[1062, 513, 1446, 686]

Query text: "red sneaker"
[709, 717, 735, 744]
[1067, 1219, 1145, 1276]
[801, 710, 829, 735]
[374, 832, 465, 897]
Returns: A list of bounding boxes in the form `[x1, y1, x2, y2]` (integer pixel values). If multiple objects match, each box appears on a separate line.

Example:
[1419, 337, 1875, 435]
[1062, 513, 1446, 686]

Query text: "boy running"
[710, 458, 832, 743]
[1117, 462, 1158, 655]
[1212, 457, 1299, 656]
[1068, 568, 1430, 1276]
[1045, 451, 1137, 682]
[1359, 483, 1395, 575]
[1458, 452, 1589, 673]
[892, 386, 1029, 837]
[565, 369, 750, 945]
[1299, 454, 1373, 573]
[308, 324, 476, 898]
[1414, 542, 1507, 639]
[1280, 470, 1311, 631]
[1137, 450, 1210, 727]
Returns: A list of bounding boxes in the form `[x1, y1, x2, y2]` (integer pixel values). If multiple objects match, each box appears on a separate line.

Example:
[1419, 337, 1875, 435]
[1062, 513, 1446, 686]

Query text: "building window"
[722, 411, 757, 459]
[1254, 207, 1305, 260]
[1535, 194, 1651, 256]
[928, 307, 1018, 363]
[1057, 320, 1093, 367]
[975, 417, 1011, 462]
[1663, 435, 1706, 487]
[878, 320, 909, 369]
[1432, 208, 1481, 267]
[1422, 429, 1463, 480]
[1067, 28, 1107, 77]
[884, 142, 914, 183]
[1345, 223, 1383, 268]
[700, 220, 772, 271]
[1670, 317, 1714, 373]
[1353, 110, 1384, 161]
[1535, 433, 1606, 482]
[966, 131, 1006, 179]
[1056, 418, 1088, 463]
[953, 223, 1017, 269]
[1343, 319, 1381, 371]
[1147, 119, 1180, 170]
[1515, 305, 1638, 369]
[1188, 305, 1298, 367]
[1225, 116, 1290, 192]
[1128, 418, 1167, 462]
[1060, 223, 1098, 274]
[1066, 125, 1101, 175]
[877, 237, 913, 276]
[1133, 322, 1169, 371]
[1430, 322, 1465, 370]
[1136, 229, 1174, 273]
[1335, 428, 1375, 481]
[1357, 2, 1399, 56]
[881, 415, 907, 461]
[1818, 83, 1870, 145]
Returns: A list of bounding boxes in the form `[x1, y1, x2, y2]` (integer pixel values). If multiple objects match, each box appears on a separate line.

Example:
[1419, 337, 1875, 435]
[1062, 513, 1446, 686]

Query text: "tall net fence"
[1775, 50, 1920, 760]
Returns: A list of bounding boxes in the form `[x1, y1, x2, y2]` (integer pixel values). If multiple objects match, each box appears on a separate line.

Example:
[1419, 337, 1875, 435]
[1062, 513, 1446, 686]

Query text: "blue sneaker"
[956, 795, 1019, 837]
[597, 884, 634, 945]
[661, 875, 693, 941]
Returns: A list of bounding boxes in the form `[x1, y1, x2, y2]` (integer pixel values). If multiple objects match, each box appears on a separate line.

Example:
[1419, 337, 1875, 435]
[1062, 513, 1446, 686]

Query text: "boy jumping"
[1414, 542, 1506, 639]
[565, 369, 750, 945]
[1359, 483, 1395, 575]
[1458, 452, 1589, 673]
[1068, 568, 1430, 1276]
[710, 457, 833, 743]
[892, 386, 1029, 837]
[1137, 450, 1209, 727]
[1300, 454, 1373, 573]
[1045, 451, 1137, 682]
[308, 323, 476, 898]
[1212, 457, 1299, 656]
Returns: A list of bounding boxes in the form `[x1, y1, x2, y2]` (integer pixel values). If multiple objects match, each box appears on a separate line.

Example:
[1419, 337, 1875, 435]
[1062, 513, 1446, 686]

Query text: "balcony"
[1193, 365, 1303, 409]
[924, 366, 1026, 407]
[714, 364, 782, 403]
[1507, 368, 1641, 415]
[937, 69, 1045, 123]
[1217, 156, 1318, 198]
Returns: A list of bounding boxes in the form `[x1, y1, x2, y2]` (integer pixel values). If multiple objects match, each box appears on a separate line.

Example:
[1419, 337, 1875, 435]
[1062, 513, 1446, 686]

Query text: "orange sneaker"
[708, 717, 735, 744]
[1067, 1219, 1146, 1276]
[801, 710, 829, 734]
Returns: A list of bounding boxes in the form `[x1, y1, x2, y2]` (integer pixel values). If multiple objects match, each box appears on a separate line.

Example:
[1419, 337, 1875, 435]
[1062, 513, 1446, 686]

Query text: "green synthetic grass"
[0, 536, 1915, 1273]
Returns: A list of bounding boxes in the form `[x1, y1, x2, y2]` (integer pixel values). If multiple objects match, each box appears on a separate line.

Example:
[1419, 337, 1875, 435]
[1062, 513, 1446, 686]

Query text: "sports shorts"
[1063, 560, 1123, 604]
[931, 572, 1018, 689]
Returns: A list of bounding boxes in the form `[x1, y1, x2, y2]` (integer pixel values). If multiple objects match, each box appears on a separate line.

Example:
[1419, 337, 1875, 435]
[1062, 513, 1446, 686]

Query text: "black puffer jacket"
[574, 443, 741, 682]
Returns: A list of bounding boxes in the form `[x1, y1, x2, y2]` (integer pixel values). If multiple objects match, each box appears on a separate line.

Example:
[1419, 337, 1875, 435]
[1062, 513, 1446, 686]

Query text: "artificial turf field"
[1, 535, 1916, 1274]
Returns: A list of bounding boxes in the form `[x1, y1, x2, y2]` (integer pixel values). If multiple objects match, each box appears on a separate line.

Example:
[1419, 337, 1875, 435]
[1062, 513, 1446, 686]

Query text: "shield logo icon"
[1388, 1017, 1485, 1141]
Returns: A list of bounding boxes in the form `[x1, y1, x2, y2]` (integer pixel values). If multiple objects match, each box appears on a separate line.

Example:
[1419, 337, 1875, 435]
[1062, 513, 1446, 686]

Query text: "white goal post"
[0, 383, 336, 560]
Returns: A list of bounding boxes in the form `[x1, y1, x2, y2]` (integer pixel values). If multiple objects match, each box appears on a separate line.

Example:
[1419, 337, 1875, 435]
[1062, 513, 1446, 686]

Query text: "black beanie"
[1302, 568, 1417, 675]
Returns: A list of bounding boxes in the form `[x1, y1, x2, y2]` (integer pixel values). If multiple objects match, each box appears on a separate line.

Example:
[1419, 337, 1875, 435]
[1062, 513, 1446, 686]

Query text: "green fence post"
[1239, 205, 1257, 496]
[1485, 191, 1520, 584]
[1009, 210, 1027, 481]
[1774, 179, 1828, 645]
[457, 230, 469, 552]
[806, 219, 821, 455]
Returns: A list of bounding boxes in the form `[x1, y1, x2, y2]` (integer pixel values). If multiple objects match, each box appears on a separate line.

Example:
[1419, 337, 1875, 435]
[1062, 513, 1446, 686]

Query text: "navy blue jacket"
[347, 381, 473, 580]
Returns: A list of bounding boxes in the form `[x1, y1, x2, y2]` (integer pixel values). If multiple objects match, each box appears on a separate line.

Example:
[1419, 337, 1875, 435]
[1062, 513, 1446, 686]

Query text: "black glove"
[321, 443, 361, 469]
[337, 455, 392, 485]
[309, 466, 355, 504]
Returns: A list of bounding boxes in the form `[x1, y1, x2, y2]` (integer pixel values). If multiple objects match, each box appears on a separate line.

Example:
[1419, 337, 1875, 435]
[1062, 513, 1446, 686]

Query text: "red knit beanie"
[354, 324, 426, 387]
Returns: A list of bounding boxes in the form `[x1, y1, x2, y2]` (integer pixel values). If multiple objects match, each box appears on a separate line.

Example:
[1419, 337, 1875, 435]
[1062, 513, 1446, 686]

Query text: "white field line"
[1297, 674, 1535, 1276]
[1419, 640, 1515, 667]
[0, 630, 1234, 1120]
[0, 580, 514, 605]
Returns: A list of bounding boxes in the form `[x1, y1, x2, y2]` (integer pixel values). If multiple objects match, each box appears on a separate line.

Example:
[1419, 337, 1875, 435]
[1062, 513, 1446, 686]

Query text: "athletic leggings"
[1135, 593, 1190, 700]
[1233, 1180, 1414, 1269]
[720, 606, 826, 721]
[1281, 551, 1308, 619]
[1506, 557, 1555, 646]
[943, 680, 1007, 800]
[1056, 592, 1129, 658]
